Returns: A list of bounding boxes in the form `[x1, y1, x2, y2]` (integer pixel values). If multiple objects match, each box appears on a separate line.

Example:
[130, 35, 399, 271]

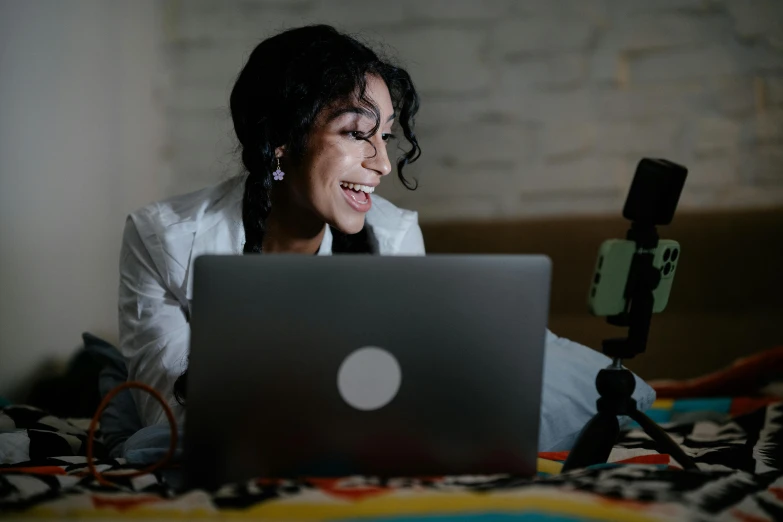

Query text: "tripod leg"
[628, 409, 699, 471]
[562, 411, 619, 472]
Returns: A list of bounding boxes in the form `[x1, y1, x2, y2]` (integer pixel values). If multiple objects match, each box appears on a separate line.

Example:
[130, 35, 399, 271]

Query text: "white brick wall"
[160, 0, 783, 221]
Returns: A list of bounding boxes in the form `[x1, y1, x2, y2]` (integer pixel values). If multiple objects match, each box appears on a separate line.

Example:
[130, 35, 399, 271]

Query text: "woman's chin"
[331, 215, 366, 236]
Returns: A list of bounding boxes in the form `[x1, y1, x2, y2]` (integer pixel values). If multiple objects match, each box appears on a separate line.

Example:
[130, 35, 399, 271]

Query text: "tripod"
[562, 161, 699, 473]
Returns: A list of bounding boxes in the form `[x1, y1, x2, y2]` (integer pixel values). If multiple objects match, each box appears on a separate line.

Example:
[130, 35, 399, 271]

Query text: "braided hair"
[173, 25, 421, 404]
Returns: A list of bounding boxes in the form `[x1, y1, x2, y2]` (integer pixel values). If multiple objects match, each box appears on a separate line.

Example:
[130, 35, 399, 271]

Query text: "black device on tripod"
[562, 158, 699, 473]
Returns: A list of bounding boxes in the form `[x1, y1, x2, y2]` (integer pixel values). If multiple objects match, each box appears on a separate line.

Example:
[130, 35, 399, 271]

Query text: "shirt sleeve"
[539, 329, 657, 451]
[118, 216, 188, 427]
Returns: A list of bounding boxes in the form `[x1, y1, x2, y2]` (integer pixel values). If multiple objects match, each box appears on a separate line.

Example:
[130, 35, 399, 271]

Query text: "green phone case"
[588, 239, 635, 316]
[587, 239, 680, 316]
[651, 239, 680, 313]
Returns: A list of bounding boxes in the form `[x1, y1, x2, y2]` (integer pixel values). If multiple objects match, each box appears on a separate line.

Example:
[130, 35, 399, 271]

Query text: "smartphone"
[588, 239, 680, 316]
[650, 239, 680, 312]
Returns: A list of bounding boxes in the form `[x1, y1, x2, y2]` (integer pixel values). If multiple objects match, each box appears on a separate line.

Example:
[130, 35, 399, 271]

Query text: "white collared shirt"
[119, 175, 425, 426]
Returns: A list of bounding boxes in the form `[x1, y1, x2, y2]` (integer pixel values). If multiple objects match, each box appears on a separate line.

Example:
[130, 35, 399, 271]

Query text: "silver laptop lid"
[184, 255, 551, 489]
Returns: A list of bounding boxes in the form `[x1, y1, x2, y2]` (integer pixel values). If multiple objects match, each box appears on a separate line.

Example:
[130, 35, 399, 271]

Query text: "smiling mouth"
[340, 181, 375, 194]
[339, 181, 374, 209]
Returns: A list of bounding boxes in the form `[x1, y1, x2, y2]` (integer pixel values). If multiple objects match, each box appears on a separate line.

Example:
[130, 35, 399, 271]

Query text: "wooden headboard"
[420, 207, 783, 380]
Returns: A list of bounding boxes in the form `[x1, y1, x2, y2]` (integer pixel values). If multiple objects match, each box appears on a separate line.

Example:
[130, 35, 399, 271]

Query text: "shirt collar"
[317, 224, 333, 255]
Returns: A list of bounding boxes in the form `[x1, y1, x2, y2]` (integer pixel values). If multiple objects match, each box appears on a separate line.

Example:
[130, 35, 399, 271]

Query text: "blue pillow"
[82, 333, 143, 458]
[122, 423, 184, 465]
[539, 330, 656, 452]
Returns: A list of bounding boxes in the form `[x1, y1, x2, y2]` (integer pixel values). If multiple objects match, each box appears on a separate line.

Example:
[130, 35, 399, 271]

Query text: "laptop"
[183, 254, 551, 490]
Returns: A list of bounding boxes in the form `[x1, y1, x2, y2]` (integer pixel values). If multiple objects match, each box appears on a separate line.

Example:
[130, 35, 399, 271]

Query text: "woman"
[119, 25, 423, 428]
[119, 25, 655, 449]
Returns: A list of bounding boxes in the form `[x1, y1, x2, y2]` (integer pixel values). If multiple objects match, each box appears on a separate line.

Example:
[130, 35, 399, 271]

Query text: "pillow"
[26, 348, 103, 418]
[539, 330, 656, 452]
[122, 423, 183, 465]
[82, 332, 143, 458]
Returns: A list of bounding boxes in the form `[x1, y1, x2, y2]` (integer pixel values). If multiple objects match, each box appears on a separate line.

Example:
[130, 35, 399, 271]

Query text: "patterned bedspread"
[1, 393, 781, 521]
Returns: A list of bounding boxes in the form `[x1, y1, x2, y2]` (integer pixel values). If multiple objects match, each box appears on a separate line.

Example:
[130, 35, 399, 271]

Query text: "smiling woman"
[260, 76, 400, 244]
[118, 25, 425, 427]
[230, 26, 421, 258]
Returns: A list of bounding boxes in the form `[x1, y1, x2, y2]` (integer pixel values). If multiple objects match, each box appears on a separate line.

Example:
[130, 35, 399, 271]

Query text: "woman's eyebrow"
[326, 107, 396, 123]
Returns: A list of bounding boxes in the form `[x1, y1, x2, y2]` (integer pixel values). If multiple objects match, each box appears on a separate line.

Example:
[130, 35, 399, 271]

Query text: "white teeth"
[340, 181, 375, 194]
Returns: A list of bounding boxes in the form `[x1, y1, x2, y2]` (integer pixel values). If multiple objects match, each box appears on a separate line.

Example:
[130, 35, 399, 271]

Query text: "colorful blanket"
[1, 394, 781, 521]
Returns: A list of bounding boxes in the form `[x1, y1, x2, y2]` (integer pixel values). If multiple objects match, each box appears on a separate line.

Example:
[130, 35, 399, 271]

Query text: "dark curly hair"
[233, 23, 421, 255]
[173, 24, 421, 404]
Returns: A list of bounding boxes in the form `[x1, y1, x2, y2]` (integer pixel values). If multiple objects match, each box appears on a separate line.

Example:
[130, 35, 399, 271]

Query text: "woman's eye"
[346, 131, 395, 142]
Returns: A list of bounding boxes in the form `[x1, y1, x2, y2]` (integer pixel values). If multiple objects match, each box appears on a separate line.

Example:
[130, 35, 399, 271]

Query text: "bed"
[2, 346, 781, 521]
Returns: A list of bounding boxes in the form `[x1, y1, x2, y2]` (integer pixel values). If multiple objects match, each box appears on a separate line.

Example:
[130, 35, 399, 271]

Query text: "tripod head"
[602, 158, 687, 361]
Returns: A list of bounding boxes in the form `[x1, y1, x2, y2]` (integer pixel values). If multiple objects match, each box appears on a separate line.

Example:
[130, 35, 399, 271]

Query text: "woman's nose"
[362, 136, 392, 176]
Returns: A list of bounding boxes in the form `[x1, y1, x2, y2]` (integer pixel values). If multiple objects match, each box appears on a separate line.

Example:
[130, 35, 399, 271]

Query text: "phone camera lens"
[663, 248, 671, 261]
[598, 256, 604, 269]
[663, 262, 672, 275]
[671, 249, 679, 261]
[594, 272, 601, 284]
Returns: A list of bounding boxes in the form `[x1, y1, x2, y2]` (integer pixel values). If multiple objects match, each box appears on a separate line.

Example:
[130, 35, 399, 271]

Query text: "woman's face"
[282, 75, 395, 235]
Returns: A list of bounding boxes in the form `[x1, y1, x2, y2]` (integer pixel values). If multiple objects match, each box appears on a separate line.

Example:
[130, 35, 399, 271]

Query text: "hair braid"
[241, 158, 273, 254]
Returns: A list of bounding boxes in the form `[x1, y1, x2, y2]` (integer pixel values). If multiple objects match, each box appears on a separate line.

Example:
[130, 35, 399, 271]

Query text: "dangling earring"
[273, 157, 285, 181]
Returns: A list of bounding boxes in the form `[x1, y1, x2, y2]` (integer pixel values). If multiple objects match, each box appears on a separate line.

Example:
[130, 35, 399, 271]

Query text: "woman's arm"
[118, 217, 189, 427]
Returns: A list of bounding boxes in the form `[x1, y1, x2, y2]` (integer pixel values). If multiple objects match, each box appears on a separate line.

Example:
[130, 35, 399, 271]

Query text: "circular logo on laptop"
[337, 347, 401, 411]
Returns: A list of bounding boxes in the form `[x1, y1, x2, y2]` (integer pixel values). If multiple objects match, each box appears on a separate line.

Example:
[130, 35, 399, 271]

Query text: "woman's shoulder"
[366, 195, 423, 255]
[128, 176, 245, 237]
[367, 194, 419, 227]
